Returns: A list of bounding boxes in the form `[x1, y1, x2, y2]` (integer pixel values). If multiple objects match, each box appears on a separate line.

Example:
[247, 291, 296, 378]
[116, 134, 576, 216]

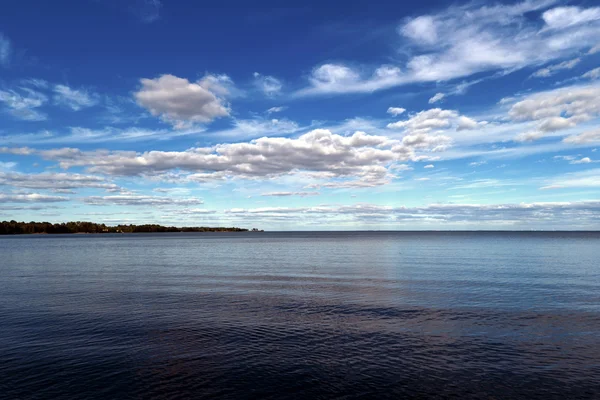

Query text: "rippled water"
[1, 232, 599, 399]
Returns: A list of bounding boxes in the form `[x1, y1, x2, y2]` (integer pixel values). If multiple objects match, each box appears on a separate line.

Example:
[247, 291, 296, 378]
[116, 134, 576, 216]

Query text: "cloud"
[508, 82, 600, 140]
[0, 193, 69, 203]
[53, 84, 99, 111]
[387, 107, 406, 116]
[32, 130, 417, 189]
[456, 116, 479, 131]
[531, 58, 581, 77]
[266, 106, 287, 114]
[222, 200, 600, 228]
[253, 72, 283, 96]
[542, 6, 600, 30]
[134, 0, 162, 23]
[0, 171, 121, 192]
[0, 33, 11, 67]
[0, 88, 48, 121]
[582, 68, 600, 80]
[261, 191, 320, 197]
[570, 157, 592, 164]
[82, 195, 203, 206]
[424, 164, 434, 169]
[208, 117, 302, 139]
[298, 63, 403, 95]
[428, 93, 445, 104]
[401, 15, 438, 44]
[297, 1, 600, 96]
[541, 168, 600, 189]
[134, 74, 231, 128]
[563, 129, 600, 144]
[469, 160, 487, 167]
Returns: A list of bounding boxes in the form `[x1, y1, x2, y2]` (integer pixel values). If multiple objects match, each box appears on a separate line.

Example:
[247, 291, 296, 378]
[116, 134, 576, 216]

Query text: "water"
[1, 232, 599, 399]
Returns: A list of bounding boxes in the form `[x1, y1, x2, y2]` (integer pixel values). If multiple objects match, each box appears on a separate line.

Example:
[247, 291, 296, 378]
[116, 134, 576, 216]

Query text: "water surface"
[1, 232, 599, 399]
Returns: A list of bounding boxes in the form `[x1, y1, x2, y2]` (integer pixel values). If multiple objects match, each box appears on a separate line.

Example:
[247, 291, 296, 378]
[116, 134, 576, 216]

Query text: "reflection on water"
[0, 232, 599, 399]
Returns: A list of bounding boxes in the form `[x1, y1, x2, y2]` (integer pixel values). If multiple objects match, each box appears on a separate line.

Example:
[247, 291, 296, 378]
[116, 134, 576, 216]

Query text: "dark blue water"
[1, 232, 599, 399]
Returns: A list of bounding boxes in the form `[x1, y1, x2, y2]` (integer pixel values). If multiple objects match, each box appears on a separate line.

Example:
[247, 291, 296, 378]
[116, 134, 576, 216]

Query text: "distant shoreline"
[0, 221, 262, 235]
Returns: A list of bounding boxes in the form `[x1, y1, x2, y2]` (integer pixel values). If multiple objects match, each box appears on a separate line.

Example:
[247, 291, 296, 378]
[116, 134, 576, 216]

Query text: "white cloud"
[53, 85, 99, 111]
[0, 193, 69, 203]
[253, 72, 283, 96]
[134, 74, 231, 128]
[298, 1, 600, 96]
[30, 130, 416, 189]
[469, 160, 487, 167]
[208, 117, 301, 139]
[261, 191, 320, 197]
[542, 6, 600, 30]
[570, 157, 592, 164]
[387, 107, 406, 116]
[219, 200, 600, 228]
[0, 33, 11, 67]
[266, 106, 287, 114]
[82, 195, 203, 206]
[582, 68, 600, 80]
[564, 129, 600, 144]
[541, 168, 600, 189]
[508, 82, 600, 140]
[531, 57, 581, 77]
[424, 164, 434, 169]
[428, 92, 445, 104]
[456, 116, 479, 131]
[297, 63, 403, 95]
[0, 171, 121, 192]
[0, 88, 48, 121]
[401, 15, 438, 45]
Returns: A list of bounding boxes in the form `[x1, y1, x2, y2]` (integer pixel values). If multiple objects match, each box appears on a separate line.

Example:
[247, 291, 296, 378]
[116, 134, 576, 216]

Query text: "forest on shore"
[0, 220, 250, 235]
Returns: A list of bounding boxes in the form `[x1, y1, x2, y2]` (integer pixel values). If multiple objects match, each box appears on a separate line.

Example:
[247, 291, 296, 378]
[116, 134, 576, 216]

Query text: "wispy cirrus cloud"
[0, 88, 48, 121]
[296, 1, 600, 96]
[53, 84, 99, 111]
[0, 33, 11, 67]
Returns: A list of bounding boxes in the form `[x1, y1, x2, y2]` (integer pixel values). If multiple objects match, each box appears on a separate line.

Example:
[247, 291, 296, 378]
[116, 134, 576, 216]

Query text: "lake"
[1, 232, 599, 399]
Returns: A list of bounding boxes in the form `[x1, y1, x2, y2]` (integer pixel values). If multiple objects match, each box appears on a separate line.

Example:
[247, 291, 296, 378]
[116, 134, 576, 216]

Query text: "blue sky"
[1, 0, 600, 230]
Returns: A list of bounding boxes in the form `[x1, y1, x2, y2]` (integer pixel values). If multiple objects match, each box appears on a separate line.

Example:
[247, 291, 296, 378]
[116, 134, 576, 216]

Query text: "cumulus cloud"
[253, 73, 283, 96]
[82, 195, 203, 206]
[428, 92, 445, 104]
[53, 85, 99, 111]
[134, 74, 231, 128]
[456, 116, 479, 131]
[29, 130, 418, 189]
[0, 33, 11, 67]
[387, 107, 406, 116]
[531, 58, 581, 78]
[0, 193, 69, 203]
[0, 88, 48, 121]
[424, 164, 434, 169]
[298, 1, 600, 96]
[508, 82, 600, 140]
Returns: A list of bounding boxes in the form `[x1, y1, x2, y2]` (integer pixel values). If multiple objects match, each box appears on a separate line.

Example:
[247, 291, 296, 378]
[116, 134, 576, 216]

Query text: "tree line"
[0, 220, 249, 235]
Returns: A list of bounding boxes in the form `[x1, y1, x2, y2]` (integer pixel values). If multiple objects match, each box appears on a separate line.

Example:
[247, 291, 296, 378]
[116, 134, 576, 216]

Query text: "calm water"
[1, 232, 599, 399]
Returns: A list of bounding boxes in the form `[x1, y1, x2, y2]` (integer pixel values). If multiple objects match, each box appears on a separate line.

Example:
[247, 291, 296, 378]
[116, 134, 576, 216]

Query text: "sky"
[1, 0, 600, 230]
